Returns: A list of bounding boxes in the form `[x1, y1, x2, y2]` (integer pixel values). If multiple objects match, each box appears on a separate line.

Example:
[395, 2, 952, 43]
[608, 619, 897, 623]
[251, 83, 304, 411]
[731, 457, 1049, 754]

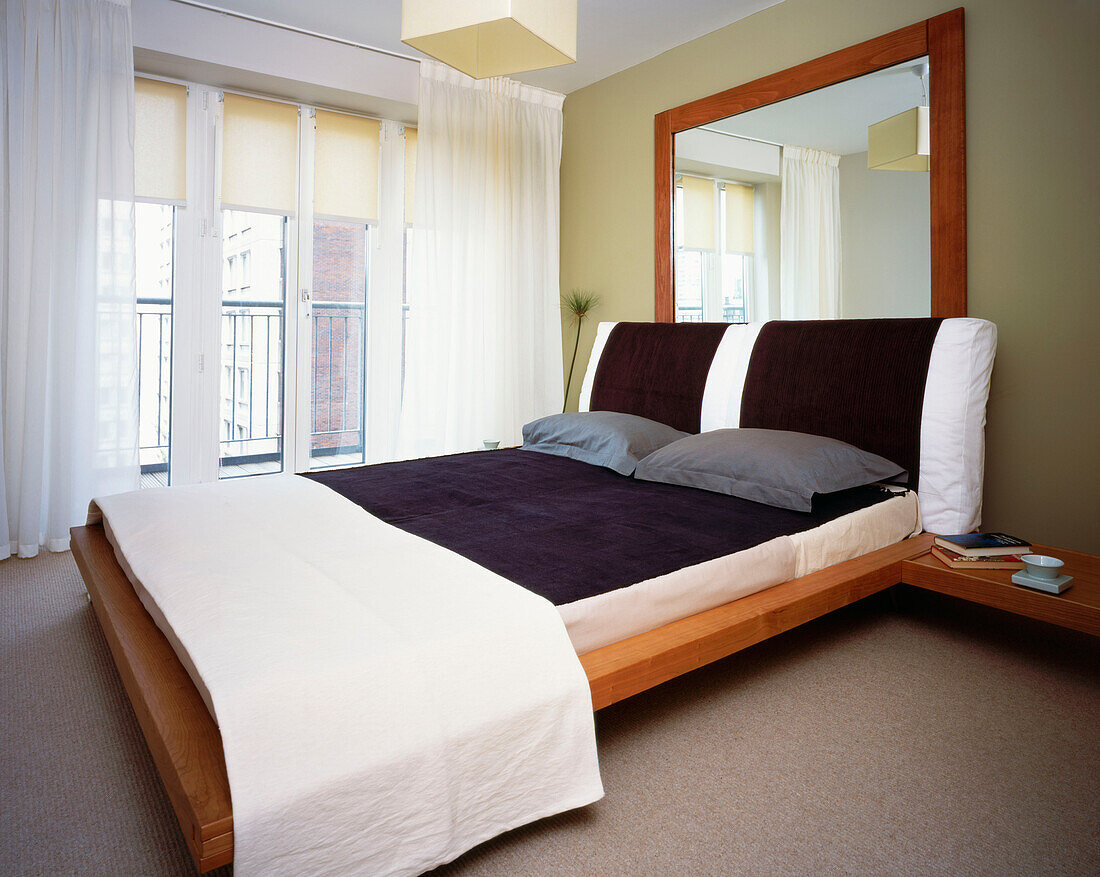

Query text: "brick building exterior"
[311, 220, 368, 454]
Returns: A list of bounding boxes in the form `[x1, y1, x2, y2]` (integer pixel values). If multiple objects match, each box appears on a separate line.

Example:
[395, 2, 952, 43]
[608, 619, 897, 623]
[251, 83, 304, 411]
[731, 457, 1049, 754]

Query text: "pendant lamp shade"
[402, 0, 577, 79]
[868, 105, 930, 171]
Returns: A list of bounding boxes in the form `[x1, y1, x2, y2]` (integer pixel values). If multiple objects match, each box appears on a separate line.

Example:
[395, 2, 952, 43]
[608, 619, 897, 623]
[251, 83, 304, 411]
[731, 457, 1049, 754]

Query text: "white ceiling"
[703, 58, 929, 156]
[704, 59, 928, 155]
[185, 0, 785, 94]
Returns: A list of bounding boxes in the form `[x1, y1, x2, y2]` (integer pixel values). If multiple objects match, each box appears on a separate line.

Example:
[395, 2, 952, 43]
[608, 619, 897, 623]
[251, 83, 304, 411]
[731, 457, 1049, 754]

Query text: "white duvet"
[91, 476, 603, 877]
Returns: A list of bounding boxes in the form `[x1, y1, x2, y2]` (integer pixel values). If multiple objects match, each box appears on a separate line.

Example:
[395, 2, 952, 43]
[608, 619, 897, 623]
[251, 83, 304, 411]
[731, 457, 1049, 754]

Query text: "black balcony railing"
[137, 297, 371, 477]
[311, 301, 365, 458]
[137, 297, 172, 473]
[675, 304, 747, 323]
[219, 300, 284, 468]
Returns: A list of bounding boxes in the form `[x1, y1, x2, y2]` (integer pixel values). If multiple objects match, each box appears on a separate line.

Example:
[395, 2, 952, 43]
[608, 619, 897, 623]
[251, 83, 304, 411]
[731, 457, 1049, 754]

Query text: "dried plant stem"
[564, 319, 583, 413]
[561, 289, 600, 412]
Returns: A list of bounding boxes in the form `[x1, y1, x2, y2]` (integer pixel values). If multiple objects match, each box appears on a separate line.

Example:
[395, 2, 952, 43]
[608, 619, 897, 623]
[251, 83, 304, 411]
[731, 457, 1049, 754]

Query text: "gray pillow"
[521, 412, 689, 475]
[634, 428, 906, 512]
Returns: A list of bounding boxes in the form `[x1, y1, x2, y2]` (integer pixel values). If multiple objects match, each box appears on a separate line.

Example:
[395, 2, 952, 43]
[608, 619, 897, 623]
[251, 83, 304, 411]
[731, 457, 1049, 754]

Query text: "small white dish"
[1020, 554, 1064, 580]
[1011, 570, 1074, 595]
[481, 440, 501, 450]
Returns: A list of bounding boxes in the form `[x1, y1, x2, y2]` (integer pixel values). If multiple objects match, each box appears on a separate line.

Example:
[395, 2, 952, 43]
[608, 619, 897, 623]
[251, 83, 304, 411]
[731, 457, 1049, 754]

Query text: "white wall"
[755, 181, 781, 319]
[838, 152, 930, 318]
[131, 0, 419, 121]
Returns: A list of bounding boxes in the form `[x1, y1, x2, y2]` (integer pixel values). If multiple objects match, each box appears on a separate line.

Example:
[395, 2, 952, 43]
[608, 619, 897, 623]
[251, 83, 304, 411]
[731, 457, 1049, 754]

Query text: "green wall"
[559, 0, 1100, 553]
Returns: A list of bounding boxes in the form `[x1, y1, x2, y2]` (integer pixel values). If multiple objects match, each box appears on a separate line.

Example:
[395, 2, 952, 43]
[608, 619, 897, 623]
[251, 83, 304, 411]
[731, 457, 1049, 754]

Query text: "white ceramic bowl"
[1021, 554, 1063, 579]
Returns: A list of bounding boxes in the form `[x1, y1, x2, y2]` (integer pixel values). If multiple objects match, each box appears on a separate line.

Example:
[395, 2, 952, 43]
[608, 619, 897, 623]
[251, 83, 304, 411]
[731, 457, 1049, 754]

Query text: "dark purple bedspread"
[305, 449, 900, 607]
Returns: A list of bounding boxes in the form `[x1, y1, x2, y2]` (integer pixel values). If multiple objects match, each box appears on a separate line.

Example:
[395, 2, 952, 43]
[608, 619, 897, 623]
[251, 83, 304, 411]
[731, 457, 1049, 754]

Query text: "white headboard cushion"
[577, 321, 617, 412]
[914, 317, 998, 534]
[699, 323, 765, 432]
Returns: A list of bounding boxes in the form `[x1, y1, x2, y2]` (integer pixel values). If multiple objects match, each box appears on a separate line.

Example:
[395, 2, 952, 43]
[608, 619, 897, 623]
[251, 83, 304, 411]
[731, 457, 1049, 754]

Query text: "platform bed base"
[71, 523, 934, 872]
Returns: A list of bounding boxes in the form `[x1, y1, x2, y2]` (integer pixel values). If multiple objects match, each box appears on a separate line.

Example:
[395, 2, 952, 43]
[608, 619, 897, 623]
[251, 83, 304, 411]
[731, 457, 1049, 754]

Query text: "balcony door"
[134, 76, 413, 487]
[308, 220, 369, 468]
[215, 93, 299, 478]
[298, 114, 413, 472]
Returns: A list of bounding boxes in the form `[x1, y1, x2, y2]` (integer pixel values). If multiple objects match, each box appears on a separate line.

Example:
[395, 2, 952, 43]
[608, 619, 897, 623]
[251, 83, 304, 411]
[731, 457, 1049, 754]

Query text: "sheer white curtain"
[364, 119, 408, 462]
[779, 145, 841, 319]
[1, 0, 138, 559]
[398, 60, 565, 456]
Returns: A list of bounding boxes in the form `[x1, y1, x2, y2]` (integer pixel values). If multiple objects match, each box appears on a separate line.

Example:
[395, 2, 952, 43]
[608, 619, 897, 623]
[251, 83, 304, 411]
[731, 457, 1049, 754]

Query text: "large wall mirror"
[655, 9, 965, 323]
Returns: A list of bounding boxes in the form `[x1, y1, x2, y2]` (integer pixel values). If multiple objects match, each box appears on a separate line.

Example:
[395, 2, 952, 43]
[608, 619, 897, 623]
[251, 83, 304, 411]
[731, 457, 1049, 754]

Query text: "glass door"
[309, 220, 369, 468]
[218, 210, 289, 477]
[216, 92, 300, 478]
[303, 109, 381, 470]
[135, 202, 176, 487]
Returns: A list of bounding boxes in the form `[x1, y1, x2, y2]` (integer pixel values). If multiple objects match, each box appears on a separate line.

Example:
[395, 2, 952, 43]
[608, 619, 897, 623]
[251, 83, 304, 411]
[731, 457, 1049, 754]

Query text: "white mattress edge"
[561, 489, 921, 655]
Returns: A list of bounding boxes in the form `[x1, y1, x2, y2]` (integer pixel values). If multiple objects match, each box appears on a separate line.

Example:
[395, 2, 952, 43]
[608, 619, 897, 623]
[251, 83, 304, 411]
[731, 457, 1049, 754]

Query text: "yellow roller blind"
[680, 175, 714, 251]
[314, 110, 380, 222]
[135, 77, 187, 202]
[724, 183, 754, 254]
[403, 127, 417, 224]
[221, 93, 299, 214]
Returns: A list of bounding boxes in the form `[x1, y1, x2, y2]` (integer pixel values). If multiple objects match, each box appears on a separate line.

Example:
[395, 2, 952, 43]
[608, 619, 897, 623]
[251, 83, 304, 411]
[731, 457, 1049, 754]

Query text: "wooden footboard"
[71, 523, 933, 873]
[71, 525, 234, 872]
[581, 534, 934, 709]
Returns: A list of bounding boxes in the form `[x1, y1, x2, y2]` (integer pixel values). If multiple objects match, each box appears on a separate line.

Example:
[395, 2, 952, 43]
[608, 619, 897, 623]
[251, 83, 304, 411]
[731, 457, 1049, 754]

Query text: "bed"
[72, 316, 997, 874]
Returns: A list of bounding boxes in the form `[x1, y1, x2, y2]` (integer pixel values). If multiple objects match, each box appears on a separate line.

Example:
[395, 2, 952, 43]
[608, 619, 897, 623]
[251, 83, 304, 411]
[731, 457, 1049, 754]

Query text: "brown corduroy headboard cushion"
[588, 322, 729, 434]
[738, 318, 944, 490]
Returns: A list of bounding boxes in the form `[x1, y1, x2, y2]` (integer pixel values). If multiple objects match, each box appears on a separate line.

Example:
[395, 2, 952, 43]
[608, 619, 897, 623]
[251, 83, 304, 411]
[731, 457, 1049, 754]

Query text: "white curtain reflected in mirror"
[780, 146, 840, 320]
[673, 56, 931, 322]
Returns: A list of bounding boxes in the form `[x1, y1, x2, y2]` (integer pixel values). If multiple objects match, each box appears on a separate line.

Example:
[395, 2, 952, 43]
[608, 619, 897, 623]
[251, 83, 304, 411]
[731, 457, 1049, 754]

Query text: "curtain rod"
[167, 0, 422, 64]
[695, 126, 783, 150]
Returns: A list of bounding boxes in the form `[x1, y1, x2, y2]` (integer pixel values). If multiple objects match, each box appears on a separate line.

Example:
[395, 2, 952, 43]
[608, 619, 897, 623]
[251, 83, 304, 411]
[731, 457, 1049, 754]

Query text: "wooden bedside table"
[901, 545, 1100, 636]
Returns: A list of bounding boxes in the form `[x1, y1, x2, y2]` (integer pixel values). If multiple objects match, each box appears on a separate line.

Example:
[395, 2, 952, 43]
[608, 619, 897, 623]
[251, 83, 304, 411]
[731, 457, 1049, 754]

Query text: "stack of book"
[931, 532, 1032, 570]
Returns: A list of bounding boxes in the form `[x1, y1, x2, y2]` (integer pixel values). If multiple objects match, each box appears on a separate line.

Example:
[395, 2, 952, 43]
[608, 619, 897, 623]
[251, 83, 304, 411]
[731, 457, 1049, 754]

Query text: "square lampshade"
[402, 0, 577, 80]
[868, 106, 930, 171]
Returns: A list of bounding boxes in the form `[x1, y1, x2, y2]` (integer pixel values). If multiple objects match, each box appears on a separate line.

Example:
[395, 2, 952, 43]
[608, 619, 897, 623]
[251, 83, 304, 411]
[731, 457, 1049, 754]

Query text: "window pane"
[309, 219, 368, 469]
[674, 250, 703, 323]
[219, 210, 287, 478]
[721, 253, 748, 323]
[136, 203, 175, 487]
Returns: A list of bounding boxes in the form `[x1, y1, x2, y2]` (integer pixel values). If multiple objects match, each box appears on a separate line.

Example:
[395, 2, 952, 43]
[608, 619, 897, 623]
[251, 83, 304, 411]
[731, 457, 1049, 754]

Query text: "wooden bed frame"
[72, 521, 934, 872]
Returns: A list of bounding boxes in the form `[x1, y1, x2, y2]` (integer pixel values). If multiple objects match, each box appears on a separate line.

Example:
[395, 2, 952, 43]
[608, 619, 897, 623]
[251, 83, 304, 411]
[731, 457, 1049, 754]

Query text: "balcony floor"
[140, 452, 365, 489]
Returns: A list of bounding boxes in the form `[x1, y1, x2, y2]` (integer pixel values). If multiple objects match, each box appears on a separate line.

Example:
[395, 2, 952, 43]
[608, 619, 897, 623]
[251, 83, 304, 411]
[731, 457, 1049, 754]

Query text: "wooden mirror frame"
[655, 8, 966, 322]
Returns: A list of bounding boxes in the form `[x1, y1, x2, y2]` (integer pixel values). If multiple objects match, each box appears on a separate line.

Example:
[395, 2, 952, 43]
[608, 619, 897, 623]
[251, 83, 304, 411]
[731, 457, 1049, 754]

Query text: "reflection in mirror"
[673, 57, 931, 323]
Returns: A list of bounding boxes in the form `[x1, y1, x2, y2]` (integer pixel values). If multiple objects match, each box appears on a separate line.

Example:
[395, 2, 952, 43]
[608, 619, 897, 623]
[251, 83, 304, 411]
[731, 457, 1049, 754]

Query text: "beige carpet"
[2, 551, 1097, 876]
